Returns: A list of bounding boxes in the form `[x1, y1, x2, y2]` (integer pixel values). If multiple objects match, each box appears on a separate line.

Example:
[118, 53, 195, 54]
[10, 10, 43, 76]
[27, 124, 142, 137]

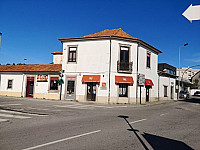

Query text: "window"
[7, 80, 13, 89]
[50, 77, 59, 90]
[119, 46, 130, 71]
[164, 86, 168, 97]
[68, 47, 77, 62]
[119, 83, 128, 97]
[147, 52, 151, 68]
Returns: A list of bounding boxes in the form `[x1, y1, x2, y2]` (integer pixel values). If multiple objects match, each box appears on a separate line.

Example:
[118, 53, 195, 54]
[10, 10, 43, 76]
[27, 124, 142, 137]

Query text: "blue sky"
[0, 0, 200, 68]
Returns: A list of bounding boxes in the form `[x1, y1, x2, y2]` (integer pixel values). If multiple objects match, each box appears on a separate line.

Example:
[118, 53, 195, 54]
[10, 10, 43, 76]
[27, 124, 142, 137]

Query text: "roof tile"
[0, 64, 62, 72]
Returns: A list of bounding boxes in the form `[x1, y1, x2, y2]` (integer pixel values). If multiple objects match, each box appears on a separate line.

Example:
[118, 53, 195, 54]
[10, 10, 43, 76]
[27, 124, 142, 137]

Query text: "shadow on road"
[142, 133, 194, 150]
[118, 115, 194, 150]
[179, 96, 200, 104]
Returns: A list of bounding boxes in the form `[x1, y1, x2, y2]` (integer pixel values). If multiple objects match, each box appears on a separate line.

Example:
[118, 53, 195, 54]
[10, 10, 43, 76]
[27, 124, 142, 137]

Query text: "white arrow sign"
[182, 4, 200, 22]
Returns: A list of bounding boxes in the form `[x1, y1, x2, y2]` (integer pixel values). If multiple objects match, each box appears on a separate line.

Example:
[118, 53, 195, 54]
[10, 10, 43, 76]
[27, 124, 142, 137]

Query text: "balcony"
[117, 61, 133, 73]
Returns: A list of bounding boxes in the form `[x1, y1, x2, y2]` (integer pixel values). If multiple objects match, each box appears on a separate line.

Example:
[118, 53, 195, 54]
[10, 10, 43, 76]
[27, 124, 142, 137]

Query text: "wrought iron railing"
[117, 61, 133, 73]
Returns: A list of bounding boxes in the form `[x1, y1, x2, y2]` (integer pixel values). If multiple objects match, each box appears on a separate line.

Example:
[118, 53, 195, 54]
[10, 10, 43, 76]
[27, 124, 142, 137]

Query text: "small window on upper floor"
[146, 52, 151, 68]
[7, 80, 13, 89]
[68, 47, 77, 62]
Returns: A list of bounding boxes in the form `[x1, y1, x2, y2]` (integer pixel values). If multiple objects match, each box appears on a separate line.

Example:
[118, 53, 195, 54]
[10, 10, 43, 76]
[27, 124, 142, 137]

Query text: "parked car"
[179, 91, 189, 99]
[194, 91, 200, 96]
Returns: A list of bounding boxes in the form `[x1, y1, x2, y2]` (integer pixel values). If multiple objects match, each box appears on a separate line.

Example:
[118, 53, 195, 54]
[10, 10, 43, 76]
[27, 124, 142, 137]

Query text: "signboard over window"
[37, 75, 48, 82]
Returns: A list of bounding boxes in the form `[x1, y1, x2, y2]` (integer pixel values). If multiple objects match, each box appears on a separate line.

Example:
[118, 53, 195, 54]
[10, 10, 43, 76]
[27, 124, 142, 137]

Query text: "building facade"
[59, 28, 162, 104]
[177, 68, 200, 81]
[0, 64, 62, 99]
[158, 63, 177, 100]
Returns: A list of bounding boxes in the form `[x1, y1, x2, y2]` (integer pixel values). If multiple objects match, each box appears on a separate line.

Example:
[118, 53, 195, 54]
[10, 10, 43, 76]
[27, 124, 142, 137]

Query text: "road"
[0, 96, 199, 150]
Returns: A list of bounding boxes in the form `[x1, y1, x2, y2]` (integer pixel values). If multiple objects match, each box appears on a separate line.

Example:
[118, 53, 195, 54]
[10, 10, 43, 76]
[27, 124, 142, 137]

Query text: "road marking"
[0, 113, 31, 119]
[129, 119, 147, 124]
[22, 130, 101, 150]
[53, 104, 82, 108]
[0, 110, 48, 117]
[27, 107, 49, 111]
[0, 118, 9, 122]
[160, 113, 168, 116]
[0, 103, 22, 106]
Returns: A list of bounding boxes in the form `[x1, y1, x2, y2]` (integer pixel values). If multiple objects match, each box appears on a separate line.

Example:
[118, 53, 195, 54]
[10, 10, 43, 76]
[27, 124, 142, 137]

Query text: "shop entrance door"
[146, 86, 150, 102]
[66, 79, 75, 100]
[87, 83, 96, 101]
[26, 77, 34, 98]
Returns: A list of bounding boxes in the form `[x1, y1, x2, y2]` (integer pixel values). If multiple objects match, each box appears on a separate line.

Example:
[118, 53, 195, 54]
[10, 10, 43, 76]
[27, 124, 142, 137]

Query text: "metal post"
[60, 80, 62, 100]
[140, 86, 142, 104]
[178, 47, 181, 99]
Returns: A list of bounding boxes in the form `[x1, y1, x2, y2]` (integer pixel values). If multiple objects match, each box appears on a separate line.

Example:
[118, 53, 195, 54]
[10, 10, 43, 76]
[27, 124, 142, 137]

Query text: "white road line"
[0, 113, 31, 119]
[22, 130, 101, 150]
[27, 107, 49, 111]
[70, 105, 94, 109]
[115, 106, 128, 108]
[0, 103, 22, 106]
[0, 110, 48, 117]
[0, 118, 9, 122]
[129, 119, 147, 124]
[53, 104, 82, 108]
[160, 113, 168, 116]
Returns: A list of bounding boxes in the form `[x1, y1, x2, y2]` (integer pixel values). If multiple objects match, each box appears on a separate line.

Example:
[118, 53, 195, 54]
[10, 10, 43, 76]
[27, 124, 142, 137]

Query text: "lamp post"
[178, 43, 188, 99]
[0, 33, 2, 50]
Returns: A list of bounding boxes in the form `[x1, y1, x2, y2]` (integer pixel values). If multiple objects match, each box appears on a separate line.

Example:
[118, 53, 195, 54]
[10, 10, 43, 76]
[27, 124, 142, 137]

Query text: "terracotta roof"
[58, 28, 162, 54]
[0, 64, 62, 72]
[82, 28, 138, 40]
[51, 51, 63, 55]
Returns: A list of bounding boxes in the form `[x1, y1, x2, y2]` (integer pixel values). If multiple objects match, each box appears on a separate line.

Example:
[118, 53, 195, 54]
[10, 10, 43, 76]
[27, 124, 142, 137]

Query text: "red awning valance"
[115, 76, 134, 84]
[82, 75, 100, 83]
[145, 79, 154, 86]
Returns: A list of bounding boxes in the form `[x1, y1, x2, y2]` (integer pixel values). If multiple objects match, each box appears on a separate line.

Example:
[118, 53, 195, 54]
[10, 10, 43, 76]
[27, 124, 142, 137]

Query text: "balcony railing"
[117, 61, 133, 73]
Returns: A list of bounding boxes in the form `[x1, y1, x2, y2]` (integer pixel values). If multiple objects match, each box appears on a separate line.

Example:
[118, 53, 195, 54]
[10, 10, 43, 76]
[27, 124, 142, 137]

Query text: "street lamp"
[0, 33, 2, 50]
[178, 43, 188, 99]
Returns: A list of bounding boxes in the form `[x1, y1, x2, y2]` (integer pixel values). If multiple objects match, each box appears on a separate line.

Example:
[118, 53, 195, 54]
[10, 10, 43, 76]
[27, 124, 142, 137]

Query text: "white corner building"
[59, 28, 162, 104]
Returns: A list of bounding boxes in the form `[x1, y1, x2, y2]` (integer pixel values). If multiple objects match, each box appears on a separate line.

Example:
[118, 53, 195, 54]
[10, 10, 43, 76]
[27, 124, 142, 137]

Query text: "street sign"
[138, 74, 145, 86]
[182, 4, 200, 22]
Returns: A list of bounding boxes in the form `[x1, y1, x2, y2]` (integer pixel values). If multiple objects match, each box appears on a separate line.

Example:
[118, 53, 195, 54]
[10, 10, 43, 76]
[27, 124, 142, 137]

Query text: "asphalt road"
[0, 96, 199, 150]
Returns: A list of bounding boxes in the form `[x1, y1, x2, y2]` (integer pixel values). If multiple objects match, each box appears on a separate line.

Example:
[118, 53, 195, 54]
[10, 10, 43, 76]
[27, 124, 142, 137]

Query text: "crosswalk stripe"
[53, 104, 83, 108]
[0, 103, 22, 106]
[0, 113, 31, 119]
[0, 118, 9, 122]
[0, 110, 48, 117]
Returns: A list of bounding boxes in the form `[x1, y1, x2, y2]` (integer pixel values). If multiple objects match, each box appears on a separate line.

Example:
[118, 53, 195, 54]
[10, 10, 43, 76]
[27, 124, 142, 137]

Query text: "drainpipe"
[108, 36, 112, 104]
[21, 73, 25, 97]
[136, 42, 140, 104]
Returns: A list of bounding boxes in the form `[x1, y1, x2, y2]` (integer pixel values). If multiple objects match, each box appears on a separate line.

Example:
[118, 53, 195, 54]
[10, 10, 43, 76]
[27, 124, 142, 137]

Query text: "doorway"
[87, 82, 96, 101]
[66, 78, 75, 100]
[171, 86, 174, 99]
[146, 86, 150, 102]
[26, 77, 34, 98]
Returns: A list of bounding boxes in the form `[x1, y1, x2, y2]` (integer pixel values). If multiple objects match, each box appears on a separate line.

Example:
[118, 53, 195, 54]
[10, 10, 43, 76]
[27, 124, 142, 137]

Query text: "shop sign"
[138, 74, 145, 86]
[102, 82, 106, 87]
[37, 75, 48, 82]
[67, 77, 76, 80]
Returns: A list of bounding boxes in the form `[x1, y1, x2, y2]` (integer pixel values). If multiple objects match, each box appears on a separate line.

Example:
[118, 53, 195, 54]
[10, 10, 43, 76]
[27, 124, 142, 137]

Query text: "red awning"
[145, 79, 154, 86]
[82, 75, 100, 83]
[115, 76, 134, 84]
